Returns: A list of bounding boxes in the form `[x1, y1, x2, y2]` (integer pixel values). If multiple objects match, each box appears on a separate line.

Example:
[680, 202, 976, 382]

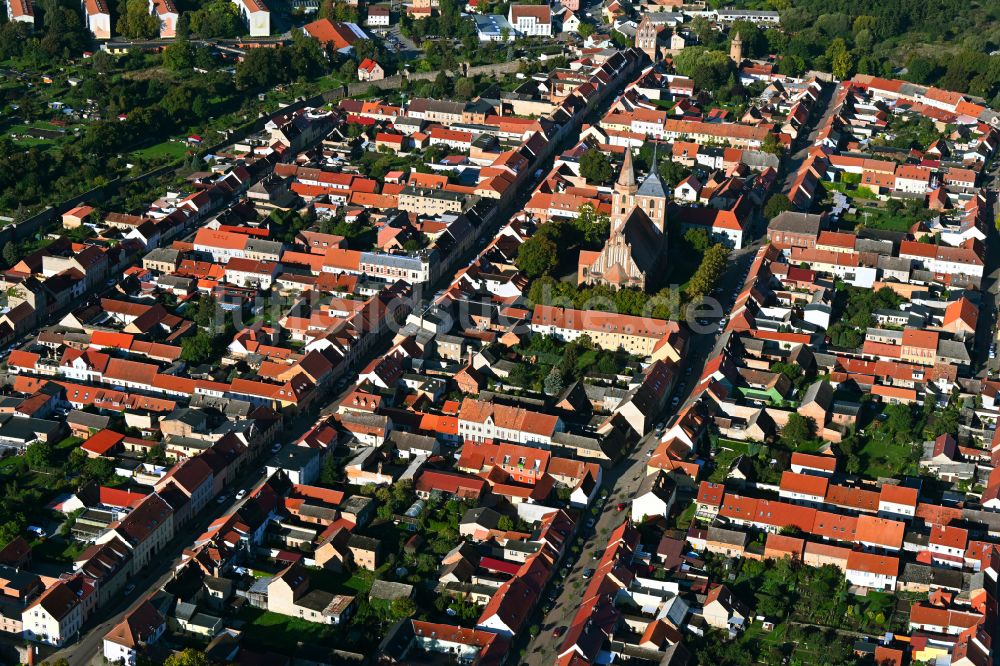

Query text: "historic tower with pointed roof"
[581, 147, 669, 292]
[730, 31, 743, 64]
[612, 146, 667, 234]
[611, 148, 639, 230]
[634, 145, 667, 235]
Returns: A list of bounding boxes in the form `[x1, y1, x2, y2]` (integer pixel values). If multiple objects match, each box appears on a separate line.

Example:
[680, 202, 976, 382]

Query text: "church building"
[578, 148, 669, 292]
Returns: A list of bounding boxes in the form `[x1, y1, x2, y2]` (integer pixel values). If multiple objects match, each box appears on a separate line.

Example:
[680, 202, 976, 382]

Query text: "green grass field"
[855, 429, 917, 479]
[237, 608, 340, 650]
[709, 439, 749, 482]
[130, 141, 191, 162]
[840, 205, 918, 233]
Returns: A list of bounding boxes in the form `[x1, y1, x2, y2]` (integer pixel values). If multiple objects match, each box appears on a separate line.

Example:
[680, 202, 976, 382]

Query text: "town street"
[520, 240, 762, 665]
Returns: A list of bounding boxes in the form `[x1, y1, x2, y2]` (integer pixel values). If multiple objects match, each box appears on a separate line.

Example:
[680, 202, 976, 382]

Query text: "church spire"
[617, 148, 636, 189]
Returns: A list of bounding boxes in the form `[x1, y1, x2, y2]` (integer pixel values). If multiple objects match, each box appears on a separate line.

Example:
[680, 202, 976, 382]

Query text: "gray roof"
[245, 238, 284, 255]
[341, 495, 372, 514]
[769, 211, 823, 234]
[0, 414, 62, 443]
[461, 506, 500, 528]
[144, 247, 180, 264]
[706, 525, 747, 547]
[407, 98, 467, 116]
[266, 445, 320, 471]
[369, 579, 414, 601]
[388, 430, 438, 452]
[937, 339, 971, 363]
[636, 170, 666, 198]
[360, 252, 425, 270]
[66, 410, 111, 429]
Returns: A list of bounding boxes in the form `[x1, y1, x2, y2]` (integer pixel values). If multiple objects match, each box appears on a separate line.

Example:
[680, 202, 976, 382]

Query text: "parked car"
[616, 503, 626, 512]
[235, 489, 247, 500]
[216, 494, 227, 504]
[553, 626, 567, 638]
[582, 568, 594, 579]
[124, 583, 135, 595]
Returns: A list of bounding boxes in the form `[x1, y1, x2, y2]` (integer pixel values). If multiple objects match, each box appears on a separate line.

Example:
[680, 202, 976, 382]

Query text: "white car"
[236, 489, 247, 500]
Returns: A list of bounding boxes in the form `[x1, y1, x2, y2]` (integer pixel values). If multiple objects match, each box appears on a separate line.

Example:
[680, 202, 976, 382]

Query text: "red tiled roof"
[80, 429, 125, 456]
[779, 471, 828, 498]
[855, 515, 904, 549]
[846, 550, 898, 577]
[303, 19, 363, 49]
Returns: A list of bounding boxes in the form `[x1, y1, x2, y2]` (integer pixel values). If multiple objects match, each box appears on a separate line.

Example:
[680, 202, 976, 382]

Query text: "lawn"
[674, 501, 696, 529]
[33, 535, 86, 564]
[237, 608, 340, 651]
[854, 429, 918, 479]
[130, 140, 191, 162]
[839, 204, 920, 233]
[708, 439, 748, 482]
[55, 436, 82, 451]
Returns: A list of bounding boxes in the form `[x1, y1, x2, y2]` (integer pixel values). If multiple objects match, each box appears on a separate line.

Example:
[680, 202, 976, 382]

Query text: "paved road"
[974, 162, 1000, 376]
[44, 54, 643, 666]
[780, 81, 839, 195]
[520, 242, 762, 665]
[45, 418, 323, 666]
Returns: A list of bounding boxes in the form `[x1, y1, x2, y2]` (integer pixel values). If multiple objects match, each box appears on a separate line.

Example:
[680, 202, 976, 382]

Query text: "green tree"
[25, 440, 54, 469]
[883, 404, 916, 444]
[188, 0, 242, 38]
[544, 367, 564, 396]
[761, 133, 784, 156]
[672, 47, 735, 91]
[181, 331, 216, 364]
[163, 40, 195, 71]
[579, 148, 612, 185]
[117, 0, 160, 39]
[2, 240, 20, 267]
[832, 49, 856, 81]
[454, 77, 476, 100]
[83, 457, 115, 483]
[578, 22, 594, 39]
[387, 597, 417, 621]
[683, 228, 711, 253]
[781, 413, 815, 448]
[573, 203, 610, 246]
[164, 649, 210, 666]
[764, 194, 792, 219]
[685, 243, 728, 301]
[515, 235, 558, 278]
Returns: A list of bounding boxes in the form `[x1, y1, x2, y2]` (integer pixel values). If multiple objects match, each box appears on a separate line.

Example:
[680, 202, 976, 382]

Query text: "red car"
[616, 503, 626, 512]
[552, 626, 567, 638]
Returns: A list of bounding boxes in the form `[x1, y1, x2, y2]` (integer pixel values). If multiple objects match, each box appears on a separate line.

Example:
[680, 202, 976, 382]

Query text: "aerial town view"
[1, 0, 1000, 664]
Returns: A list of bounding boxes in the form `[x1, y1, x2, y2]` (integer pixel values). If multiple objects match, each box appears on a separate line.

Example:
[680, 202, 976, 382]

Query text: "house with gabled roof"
[702, 584, 748, 631]
[458, 397, 563, 447]
[22, 579, 82, 646]
[95, 493, 175, 575]
[845, 550, 898, 591]
[358, 58, 385, 82]
[102, 600, 165, 665]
